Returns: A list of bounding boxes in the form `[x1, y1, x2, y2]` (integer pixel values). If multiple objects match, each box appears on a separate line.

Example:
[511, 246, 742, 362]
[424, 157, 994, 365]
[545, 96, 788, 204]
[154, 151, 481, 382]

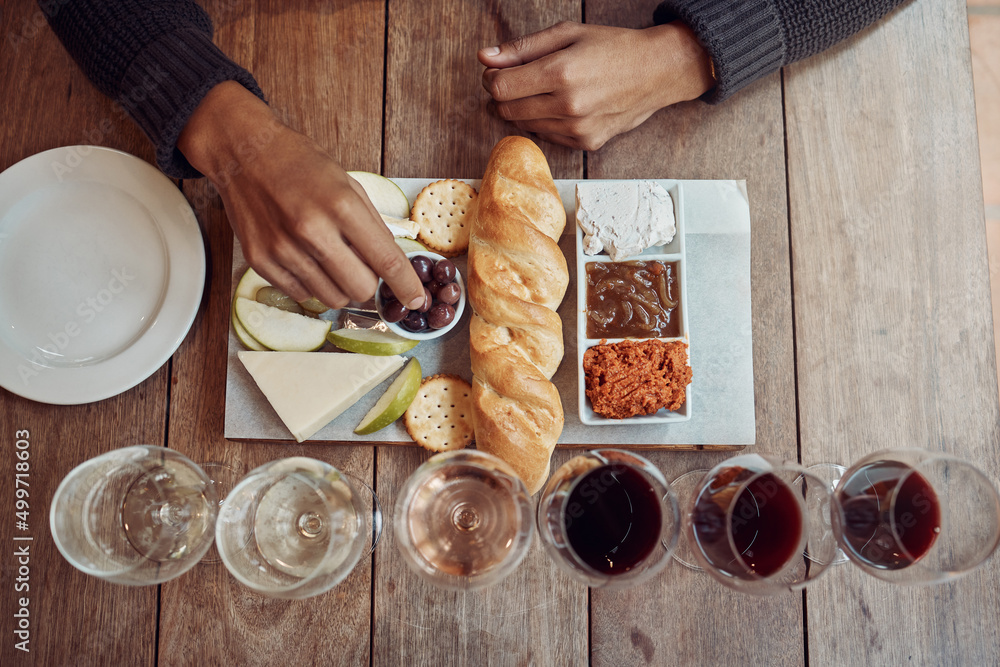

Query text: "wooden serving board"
[224, 178, 755, 448]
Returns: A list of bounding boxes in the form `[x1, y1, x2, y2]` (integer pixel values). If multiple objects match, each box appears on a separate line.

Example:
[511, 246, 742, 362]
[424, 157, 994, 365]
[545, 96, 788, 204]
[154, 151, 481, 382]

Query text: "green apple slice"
[235, 297, 331, 351]
[232, 267, 271, 351]
[394, 237, 429, 254]
[355, 357, 422, 435]
[326, 328, 419, 355]
[348, 171, 410, 219]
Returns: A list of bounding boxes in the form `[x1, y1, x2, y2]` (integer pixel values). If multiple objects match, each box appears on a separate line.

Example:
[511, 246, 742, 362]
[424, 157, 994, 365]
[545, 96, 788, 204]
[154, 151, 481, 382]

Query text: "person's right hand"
[178, 81, 425, 311]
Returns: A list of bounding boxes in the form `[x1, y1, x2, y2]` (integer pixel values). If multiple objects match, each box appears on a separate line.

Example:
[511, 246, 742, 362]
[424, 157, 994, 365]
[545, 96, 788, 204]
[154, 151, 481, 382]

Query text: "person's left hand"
[478, 21, 714, 150]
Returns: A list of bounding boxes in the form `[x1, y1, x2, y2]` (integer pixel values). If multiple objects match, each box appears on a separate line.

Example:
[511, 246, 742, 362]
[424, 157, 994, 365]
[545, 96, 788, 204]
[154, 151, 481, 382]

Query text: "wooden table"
[2, 0, 998, 664]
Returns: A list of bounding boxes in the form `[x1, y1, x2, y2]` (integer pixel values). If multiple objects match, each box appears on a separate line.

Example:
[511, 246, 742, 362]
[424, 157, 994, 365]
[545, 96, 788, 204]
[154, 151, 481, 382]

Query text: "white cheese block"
[576, 180, 676, 261]
[238, 351, 405, 442]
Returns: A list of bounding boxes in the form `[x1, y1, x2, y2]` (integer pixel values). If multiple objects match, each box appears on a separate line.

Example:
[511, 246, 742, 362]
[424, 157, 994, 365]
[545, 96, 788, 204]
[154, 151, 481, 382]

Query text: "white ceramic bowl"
[375, 251, 466, 341]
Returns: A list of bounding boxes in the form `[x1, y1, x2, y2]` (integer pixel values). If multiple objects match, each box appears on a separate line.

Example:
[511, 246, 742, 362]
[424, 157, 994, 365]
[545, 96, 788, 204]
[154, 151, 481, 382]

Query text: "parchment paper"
[224, 179, 754, 446]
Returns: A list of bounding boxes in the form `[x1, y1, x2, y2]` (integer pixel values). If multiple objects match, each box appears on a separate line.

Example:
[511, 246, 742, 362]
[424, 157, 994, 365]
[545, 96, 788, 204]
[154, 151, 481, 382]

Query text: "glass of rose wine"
[50, 445, 219, 585]
[536, 449, 680, 589]
[831, 449, 1000, 584]
[215, 457, 382, 599]
[394, 450, 534, 590]
[684, 453, 840, 594]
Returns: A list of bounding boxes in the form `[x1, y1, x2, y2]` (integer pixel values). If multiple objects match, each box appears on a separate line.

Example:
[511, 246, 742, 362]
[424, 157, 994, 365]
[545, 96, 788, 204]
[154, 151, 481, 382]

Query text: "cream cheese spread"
[576, 181, 676, 261]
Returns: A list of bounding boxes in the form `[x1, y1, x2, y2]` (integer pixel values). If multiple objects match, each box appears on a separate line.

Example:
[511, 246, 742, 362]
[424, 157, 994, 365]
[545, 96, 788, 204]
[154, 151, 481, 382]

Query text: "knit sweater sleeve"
[654, 0, 910, 103]
[39, 0, 265, 178]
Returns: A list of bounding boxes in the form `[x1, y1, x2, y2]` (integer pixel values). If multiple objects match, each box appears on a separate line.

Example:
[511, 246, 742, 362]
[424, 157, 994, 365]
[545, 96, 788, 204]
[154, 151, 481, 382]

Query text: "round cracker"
[410, 180, 477, 257]
[403, 373, 475, 452]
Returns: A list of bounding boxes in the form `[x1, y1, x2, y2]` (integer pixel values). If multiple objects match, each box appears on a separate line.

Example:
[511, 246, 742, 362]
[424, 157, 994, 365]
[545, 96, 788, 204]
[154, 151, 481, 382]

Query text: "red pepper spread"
[583, 339, 692, 419]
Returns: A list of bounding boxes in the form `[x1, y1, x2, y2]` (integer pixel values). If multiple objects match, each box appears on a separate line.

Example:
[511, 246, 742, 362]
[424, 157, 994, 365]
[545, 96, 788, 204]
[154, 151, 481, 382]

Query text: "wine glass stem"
[155, 502, 188, 527]
[452, 503, 481, 532]
[297, 512, 324, 538]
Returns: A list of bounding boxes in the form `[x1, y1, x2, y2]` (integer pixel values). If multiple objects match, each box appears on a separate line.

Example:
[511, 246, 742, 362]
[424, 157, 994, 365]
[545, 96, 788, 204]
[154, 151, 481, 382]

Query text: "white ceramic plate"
[576, 180, 691, 425]
[0, 146, 205, 404]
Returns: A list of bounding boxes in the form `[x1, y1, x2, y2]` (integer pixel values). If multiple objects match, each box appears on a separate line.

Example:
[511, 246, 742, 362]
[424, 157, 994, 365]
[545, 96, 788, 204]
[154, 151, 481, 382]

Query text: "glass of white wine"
[215, 457, 381, 599]
[394, 450, 534, 590]
[49, 445, 219, 585]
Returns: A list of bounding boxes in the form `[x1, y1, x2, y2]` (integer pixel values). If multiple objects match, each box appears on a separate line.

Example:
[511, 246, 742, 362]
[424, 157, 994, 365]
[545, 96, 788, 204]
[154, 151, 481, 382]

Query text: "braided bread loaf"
[467, 137, 568, 494]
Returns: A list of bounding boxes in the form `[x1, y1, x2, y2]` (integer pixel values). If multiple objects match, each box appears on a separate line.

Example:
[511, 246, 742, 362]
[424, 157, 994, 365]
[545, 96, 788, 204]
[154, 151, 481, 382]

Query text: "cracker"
[403, 373, 475, 452]
[410, 179, 477, 257]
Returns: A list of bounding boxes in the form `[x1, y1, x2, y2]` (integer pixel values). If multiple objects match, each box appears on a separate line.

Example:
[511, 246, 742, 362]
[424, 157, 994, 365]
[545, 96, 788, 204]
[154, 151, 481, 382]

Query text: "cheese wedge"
[380, 213, 420, 239]
[238, 351, 405, 442]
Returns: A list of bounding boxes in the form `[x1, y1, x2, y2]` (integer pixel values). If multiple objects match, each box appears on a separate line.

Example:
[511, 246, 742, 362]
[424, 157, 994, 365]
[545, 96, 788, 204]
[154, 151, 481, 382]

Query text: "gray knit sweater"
[40, 0, 908, 178]
[655, 0, 908, 102]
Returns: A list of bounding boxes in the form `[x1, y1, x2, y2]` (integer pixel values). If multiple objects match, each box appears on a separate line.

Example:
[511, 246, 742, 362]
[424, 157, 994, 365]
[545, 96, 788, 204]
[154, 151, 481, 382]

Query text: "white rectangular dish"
[575, 181, 691, 425]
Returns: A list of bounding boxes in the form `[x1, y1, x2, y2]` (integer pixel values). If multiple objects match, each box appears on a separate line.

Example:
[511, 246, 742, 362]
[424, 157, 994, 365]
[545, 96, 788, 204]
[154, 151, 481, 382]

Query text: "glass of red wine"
[536, 449, 680, 589]
[684, 454, 840, 594]
[831, 449, 1000, 584]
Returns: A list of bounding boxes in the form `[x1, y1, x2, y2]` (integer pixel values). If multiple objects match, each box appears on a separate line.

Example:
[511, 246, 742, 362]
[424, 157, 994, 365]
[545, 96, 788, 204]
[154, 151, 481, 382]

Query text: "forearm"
[39, 0, 264, 178]
[177, 81, 279, 183]
[655, 0, 911, 102]
[647, 22, 716, 108]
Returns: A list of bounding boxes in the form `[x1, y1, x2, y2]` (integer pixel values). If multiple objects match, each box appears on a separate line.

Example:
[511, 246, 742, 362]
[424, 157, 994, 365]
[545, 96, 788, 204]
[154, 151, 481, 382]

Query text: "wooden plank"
[584, 2, 802, 665]
[161, 2, 384, 664]
[785, 1, 1000, 664]
[376, 2, 587, 664]
[0, 2, 166, 664]
[384, 0, 582, 180]
[373, 447, 589, 665]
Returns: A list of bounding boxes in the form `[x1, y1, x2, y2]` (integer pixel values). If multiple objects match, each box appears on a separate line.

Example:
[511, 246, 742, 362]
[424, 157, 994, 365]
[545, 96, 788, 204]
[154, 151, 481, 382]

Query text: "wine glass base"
[199, 462, 244, 564]
[340, 472, 383, 557]
[668, 469, 707, 571]
[802, 463, 849, 566]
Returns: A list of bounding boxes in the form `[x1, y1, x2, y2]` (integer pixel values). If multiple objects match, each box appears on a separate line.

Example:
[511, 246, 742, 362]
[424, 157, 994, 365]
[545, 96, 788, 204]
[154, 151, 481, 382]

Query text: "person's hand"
[178, 81, 425, 311]
[478, 21, 715, 151]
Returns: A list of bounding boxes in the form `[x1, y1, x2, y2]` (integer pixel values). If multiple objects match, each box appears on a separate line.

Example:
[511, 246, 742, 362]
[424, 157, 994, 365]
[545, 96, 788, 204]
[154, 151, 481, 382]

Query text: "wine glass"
[393, 450, 533, 590]
[49, 445, 218, 585]
[831, 448, 1000, 584]
[801, 463, 850, 565]
[684, 453, 839, 594]
[536, 449, 680, 589]
[198, 461, 245, 564]
[215, 457, 381, 599]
